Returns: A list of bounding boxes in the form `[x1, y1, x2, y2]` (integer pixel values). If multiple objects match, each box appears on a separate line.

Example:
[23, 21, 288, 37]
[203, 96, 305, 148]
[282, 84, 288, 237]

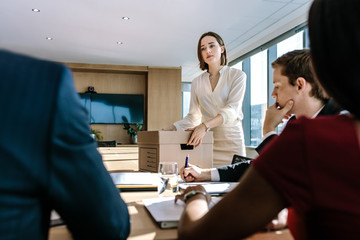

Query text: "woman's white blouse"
[174, 66, 246, 130]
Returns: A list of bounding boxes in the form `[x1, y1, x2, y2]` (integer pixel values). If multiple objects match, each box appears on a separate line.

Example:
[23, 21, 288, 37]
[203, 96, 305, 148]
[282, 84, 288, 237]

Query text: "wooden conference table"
[49, 190, 293, 240]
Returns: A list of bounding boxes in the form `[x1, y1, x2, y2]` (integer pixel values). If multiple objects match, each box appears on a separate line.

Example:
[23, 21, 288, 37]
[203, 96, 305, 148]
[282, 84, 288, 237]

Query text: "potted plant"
[90, 128, 103, 141]
[123, 123, 143, 144]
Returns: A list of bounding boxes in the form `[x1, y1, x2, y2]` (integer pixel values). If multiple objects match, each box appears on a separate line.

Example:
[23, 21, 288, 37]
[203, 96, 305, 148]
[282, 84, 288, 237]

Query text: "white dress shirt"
[174, 66, 247, 167]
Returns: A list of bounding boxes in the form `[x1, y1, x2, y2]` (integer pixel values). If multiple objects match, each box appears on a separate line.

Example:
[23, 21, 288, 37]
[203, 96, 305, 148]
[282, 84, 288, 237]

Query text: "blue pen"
[184, 154, 189, 180]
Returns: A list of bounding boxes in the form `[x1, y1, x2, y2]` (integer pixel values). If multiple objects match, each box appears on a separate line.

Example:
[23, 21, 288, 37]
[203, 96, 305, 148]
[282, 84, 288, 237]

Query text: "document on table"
[178, 182, 239, 196]
[143, 196, 221, 229]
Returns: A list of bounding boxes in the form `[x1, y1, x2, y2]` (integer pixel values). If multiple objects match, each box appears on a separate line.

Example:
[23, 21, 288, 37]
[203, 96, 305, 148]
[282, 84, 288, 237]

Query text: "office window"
[277, 30, 304, 57]
[250, 50, 268, 146]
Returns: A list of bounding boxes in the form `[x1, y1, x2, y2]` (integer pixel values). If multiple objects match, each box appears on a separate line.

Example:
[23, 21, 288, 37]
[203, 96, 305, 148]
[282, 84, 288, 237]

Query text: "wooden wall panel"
[72, 71, 146, 94]
[147, 67, 182, 130]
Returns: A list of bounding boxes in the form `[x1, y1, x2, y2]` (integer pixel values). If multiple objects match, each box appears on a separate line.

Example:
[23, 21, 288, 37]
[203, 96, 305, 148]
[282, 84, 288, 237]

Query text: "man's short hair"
[272, 49, 327, 103]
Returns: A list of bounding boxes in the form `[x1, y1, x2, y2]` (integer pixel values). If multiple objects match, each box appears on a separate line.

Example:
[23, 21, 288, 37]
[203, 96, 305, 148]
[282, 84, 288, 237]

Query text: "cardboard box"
[138, 131, 213, 172]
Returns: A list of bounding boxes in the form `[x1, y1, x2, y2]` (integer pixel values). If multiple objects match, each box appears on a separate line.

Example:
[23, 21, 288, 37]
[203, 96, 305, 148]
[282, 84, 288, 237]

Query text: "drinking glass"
[159, 162, 178, 193]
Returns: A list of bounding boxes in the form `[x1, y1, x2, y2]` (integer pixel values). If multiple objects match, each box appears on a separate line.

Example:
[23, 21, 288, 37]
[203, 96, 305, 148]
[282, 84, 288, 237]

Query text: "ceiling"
[0, 0, 312, 81]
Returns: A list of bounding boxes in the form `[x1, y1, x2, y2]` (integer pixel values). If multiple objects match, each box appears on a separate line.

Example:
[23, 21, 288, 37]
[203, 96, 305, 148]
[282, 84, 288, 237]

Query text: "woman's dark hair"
[309, 0, 360, 118]
[197, 32, 227, 71]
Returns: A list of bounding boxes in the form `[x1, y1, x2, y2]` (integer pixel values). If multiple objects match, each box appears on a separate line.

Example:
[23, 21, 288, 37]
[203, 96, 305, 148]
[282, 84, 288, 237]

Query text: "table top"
[49, 190, 293, 240]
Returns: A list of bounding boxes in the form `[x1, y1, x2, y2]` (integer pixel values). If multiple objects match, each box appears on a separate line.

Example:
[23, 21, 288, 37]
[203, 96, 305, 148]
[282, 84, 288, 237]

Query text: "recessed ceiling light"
[122, 17, 130, 20]
[32, 8, 40, 12]
[46, 37, 53, 40]
[117, 41, 124, 45]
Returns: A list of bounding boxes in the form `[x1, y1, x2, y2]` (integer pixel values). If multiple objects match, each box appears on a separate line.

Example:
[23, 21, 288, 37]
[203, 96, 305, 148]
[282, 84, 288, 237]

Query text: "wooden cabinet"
[98, 145, 139, 172]
[138, 147, 157, 172]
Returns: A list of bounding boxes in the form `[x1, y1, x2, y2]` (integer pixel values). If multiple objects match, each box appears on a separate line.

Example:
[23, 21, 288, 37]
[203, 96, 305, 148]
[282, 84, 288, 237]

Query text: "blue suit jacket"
[0, 50, 130, 239]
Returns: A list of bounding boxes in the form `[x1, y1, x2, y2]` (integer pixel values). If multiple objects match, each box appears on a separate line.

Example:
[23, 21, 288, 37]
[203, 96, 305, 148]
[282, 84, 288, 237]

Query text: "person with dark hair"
[0, 50, 130, 239]
[176, 0, 360, 239]
[164, 32, 246, 167]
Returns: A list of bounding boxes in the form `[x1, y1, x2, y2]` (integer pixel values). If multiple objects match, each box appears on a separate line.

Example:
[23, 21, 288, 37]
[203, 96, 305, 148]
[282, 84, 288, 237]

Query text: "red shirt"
[252, 115, 360, 239]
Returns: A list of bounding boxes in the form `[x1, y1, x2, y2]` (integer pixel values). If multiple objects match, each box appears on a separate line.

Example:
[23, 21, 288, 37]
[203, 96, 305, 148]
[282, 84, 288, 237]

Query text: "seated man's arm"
[182, 161, 251, 183]
[217, 161, 251, 182]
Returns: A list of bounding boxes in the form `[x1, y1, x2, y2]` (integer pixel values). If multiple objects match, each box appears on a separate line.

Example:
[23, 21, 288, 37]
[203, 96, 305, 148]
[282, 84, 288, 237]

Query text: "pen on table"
[184, 154, 189, 180]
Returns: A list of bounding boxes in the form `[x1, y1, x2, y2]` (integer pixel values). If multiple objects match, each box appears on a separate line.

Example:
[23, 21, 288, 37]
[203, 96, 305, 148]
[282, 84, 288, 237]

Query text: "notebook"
[178, 182, 239, 196]
[143, 196, 221, 229]
[110, 172, 160, 192]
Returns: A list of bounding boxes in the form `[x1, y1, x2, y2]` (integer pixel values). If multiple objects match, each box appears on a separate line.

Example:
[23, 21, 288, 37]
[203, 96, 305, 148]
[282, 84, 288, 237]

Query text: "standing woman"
[165, 32, 246, 167]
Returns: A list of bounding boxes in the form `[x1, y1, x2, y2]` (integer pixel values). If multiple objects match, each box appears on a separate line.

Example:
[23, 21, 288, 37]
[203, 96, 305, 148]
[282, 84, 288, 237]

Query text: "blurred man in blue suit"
[0, 50, 130, 239]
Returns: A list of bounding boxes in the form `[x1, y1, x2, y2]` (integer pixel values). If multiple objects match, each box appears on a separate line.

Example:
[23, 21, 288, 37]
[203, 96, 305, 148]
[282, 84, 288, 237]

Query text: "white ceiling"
[0, 0, 312, 81]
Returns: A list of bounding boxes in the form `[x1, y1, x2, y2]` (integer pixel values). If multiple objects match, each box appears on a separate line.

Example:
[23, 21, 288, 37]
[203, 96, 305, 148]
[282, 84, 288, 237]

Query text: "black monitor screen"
[79, 93, 91, 123]
[79, 93, 144, 124]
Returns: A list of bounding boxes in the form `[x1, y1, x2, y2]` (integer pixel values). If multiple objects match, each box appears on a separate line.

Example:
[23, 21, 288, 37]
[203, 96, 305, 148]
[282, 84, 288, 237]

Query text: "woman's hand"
[186, 123, 207, 147]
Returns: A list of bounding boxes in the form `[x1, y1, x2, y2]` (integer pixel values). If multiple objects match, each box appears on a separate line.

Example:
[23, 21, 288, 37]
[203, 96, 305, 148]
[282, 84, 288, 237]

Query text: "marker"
[184, 154, 189, 180]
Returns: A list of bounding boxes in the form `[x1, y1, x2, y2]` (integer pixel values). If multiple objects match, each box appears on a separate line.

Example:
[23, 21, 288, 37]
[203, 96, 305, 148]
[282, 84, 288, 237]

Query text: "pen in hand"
[184, 154, 189, 181]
